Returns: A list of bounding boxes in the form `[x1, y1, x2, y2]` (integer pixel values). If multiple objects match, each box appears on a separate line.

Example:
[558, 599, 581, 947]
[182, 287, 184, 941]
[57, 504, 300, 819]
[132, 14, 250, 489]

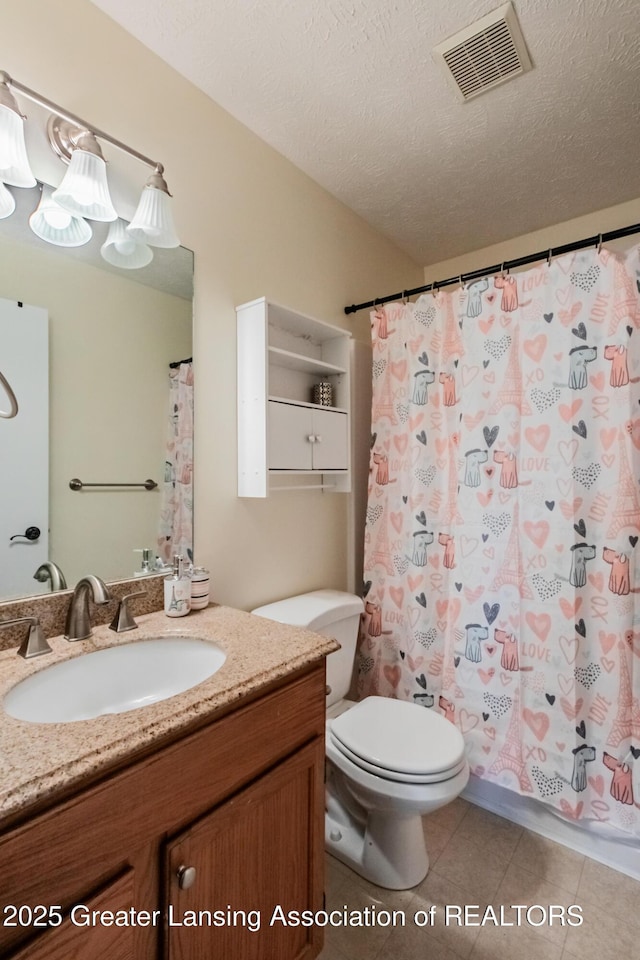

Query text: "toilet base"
[325, 809, 429, 890]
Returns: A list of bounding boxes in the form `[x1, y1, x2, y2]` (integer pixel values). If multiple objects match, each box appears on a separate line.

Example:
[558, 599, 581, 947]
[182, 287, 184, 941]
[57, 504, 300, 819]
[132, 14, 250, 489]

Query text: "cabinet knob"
[315, 435, 322, 443]
[307, 434, 316, 443]
[176, 864, 197, 890]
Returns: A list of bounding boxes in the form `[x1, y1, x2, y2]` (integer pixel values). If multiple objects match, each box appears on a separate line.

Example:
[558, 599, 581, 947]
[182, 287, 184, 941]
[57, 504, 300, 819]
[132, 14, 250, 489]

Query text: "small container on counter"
[164, 554, 192, 617]
[190, 566, 210, 610]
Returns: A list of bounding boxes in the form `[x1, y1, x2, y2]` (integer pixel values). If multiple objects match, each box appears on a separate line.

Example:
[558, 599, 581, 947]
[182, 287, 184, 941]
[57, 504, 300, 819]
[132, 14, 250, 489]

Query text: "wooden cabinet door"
[165, 739, 325, 960]
[6, 870, 136, 960]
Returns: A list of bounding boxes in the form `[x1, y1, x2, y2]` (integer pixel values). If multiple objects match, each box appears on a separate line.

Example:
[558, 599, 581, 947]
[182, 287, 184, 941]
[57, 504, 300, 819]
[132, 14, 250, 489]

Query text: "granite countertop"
[0, 605, 338, 829]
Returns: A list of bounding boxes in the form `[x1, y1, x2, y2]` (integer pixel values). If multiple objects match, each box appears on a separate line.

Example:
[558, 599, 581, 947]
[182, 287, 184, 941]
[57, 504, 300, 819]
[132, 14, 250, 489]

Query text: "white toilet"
[252, 589, 469, 890]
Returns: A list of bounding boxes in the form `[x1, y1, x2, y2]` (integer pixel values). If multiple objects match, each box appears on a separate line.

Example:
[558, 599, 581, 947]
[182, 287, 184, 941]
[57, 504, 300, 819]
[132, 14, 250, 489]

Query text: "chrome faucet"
[65, 575, 112, 641]
[33, 561, 67, 592]
[0, 617, 52, 658]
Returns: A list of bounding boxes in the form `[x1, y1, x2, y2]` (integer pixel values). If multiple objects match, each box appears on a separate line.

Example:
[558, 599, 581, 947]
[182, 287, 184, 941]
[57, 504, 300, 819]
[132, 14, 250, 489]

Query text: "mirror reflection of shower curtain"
[157, 361, 193, 564]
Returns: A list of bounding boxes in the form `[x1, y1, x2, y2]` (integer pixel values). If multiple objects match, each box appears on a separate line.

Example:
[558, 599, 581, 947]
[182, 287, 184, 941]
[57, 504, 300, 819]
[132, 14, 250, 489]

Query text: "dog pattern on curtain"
[157, 361, 193, 563]
[357, 246, 640, 836]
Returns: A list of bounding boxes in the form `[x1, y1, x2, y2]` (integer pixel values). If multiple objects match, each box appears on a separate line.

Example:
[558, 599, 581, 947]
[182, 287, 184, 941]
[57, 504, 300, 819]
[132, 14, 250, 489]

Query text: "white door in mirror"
[3, 637, 226, 723]
[0, 298, 49, 596]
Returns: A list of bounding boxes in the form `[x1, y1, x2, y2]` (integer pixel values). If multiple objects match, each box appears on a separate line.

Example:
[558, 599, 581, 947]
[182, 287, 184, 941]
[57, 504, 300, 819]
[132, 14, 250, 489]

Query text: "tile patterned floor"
[317, 799, 640, 960]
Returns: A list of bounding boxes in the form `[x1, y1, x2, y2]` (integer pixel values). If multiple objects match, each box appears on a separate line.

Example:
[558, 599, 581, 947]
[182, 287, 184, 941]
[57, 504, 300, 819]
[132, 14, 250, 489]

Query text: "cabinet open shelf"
[268, 346, 346, 376]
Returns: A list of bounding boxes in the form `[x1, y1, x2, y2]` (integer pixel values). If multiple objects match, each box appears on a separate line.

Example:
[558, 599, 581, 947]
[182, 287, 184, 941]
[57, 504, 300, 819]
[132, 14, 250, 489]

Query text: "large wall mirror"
[0, 183, 193, 602]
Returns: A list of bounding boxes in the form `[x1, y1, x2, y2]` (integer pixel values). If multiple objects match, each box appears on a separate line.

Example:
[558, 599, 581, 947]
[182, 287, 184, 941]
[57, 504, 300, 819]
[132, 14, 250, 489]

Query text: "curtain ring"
[597, 233, 603, 255]
[432, 281, 438, 298]
[402, 290, 407, 304]
[459, 274, 466, 291]
[546, 248, 552, 268]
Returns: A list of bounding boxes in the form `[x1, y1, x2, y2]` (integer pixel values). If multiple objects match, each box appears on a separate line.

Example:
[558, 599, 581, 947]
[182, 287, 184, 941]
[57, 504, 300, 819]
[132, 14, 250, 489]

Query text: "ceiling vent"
[433, 2, 532, 101]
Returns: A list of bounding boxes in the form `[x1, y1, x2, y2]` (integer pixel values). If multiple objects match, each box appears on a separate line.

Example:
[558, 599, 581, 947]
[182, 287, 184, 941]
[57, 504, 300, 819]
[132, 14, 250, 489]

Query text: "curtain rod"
[343, 221, 640, 315]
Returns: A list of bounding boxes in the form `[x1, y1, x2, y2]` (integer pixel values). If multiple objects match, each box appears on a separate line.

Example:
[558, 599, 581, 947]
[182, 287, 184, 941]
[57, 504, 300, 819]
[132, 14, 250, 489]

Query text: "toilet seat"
[329, 696, 466, 783]
[327, 730, 466, 784]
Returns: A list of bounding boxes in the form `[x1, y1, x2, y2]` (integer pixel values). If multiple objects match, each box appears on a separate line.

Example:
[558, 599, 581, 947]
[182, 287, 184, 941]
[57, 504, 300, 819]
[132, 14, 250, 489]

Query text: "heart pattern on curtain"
[358, 246, 640, 836]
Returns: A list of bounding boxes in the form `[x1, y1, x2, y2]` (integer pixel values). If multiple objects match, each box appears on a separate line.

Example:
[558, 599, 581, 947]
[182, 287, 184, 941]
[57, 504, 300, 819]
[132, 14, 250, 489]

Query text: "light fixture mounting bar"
[0, 70, 163, 173]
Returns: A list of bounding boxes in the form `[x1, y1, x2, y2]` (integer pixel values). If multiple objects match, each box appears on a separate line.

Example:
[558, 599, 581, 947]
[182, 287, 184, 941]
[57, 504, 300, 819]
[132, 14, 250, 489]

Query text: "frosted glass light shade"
[52, 148, 117, 222]
[0, 103, 36, 188]
[101, 218, 153, 269]
[127, 184, 180, 248]
[29, 184, 92, 247]
[0, 181, 15, 219]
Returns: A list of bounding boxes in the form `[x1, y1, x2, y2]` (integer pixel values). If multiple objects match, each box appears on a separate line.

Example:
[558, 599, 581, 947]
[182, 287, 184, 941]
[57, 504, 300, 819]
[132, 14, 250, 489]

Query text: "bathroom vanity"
[0, 606, 335, 959]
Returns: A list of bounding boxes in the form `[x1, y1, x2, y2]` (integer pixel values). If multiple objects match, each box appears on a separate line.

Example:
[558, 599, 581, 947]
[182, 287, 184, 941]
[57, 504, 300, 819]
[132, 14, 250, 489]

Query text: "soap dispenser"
[164, 554, 191, 618]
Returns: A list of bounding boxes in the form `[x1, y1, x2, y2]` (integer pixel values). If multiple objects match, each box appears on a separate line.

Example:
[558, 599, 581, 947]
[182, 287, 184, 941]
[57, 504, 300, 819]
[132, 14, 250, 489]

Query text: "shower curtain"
[157, 360, 193, 564]
[358, 246, 640, 836]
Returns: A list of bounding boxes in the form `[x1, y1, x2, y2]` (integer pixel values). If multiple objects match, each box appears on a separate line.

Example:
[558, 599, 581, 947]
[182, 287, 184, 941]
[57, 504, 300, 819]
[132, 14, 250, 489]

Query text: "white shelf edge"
[237, 296, 352, 341]
[268, 396, 348, 414]
[268, 346, 346, 375]
[269, 469, 349, 475]
[270, 484, 338, 491]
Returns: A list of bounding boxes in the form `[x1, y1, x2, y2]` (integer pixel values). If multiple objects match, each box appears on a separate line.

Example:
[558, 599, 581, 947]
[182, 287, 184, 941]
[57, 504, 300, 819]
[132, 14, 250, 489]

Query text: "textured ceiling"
[89, 0, 640, 265]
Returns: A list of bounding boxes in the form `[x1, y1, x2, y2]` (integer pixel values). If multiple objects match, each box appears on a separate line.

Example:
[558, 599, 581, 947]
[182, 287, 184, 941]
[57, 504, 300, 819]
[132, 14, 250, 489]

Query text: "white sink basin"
[3, 636, 227, 724]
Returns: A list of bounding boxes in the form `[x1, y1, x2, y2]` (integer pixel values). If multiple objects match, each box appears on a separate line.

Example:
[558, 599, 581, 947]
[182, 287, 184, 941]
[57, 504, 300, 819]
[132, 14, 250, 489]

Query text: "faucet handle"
[0, 617, 52, 659]
[109, 591, 146, 633]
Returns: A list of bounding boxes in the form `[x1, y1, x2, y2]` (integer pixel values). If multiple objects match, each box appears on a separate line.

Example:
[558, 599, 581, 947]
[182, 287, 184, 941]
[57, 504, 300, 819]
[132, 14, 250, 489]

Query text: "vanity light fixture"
[101, 217, 153, 269]
[127, 167, 179, 248]
[48, 117, 117, 222]
[0, 70, 180, 255]
[0, 78, 36, 188]
[0, 181, 15, 219]
[29, 183, 93, 247]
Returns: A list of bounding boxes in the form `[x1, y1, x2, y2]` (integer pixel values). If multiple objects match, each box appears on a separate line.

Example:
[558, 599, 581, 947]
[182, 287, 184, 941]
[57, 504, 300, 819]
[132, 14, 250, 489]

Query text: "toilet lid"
[330, 696, 465, 776]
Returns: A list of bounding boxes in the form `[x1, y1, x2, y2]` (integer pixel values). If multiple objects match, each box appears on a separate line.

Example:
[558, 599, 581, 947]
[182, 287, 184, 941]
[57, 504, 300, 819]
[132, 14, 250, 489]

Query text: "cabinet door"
[268, 401, 348, 472]
[6, 870, 136, 960]
[165, 739, 325, 960]
[268, 401, 313, 469]
[311, 408, 348, 470]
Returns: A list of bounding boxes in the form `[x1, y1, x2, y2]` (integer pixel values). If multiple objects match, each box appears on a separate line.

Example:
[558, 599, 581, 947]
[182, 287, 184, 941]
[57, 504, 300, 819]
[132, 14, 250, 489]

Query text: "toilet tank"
[251, 590, 363, 706]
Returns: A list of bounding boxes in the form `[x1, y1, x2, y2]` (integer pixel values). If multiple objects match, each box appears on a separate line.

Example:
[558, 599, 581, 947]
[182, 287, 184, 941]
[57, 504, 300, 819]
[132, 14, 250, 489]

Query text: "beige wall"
[3, 0, 422, 610]
[423, 197, 640, 284]
[0, 235, 192, 588]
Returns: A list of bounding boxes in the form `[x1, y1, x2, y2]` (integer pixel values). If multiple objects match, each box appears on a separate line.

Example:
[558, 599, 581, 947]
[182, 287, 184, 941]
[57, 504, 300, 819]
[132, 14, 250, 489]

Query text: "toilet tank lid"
[252, 589, 363, 631]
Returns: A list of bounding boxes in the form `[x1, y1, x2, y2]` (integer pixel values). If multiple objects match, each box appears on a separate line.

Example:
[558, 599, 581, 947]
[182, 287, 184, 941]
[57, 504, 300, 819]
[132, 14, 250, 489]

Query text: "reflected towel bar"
[69, 478, 158, 491]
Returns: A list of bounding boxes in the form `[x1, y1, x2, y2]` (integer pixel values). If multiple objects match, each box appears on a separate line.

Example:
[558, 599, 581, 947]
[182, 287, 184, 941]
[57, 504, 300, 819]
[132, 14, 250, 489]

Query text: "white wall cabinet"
[237, 298, 351, 497]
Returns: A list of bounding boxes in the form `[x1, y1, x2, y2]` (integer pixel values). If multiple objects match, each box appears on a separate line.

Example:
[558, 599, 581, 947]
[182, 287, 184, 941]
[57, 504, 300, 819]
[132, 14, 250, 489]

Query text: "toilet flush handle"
[176, 865, 197, 890]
